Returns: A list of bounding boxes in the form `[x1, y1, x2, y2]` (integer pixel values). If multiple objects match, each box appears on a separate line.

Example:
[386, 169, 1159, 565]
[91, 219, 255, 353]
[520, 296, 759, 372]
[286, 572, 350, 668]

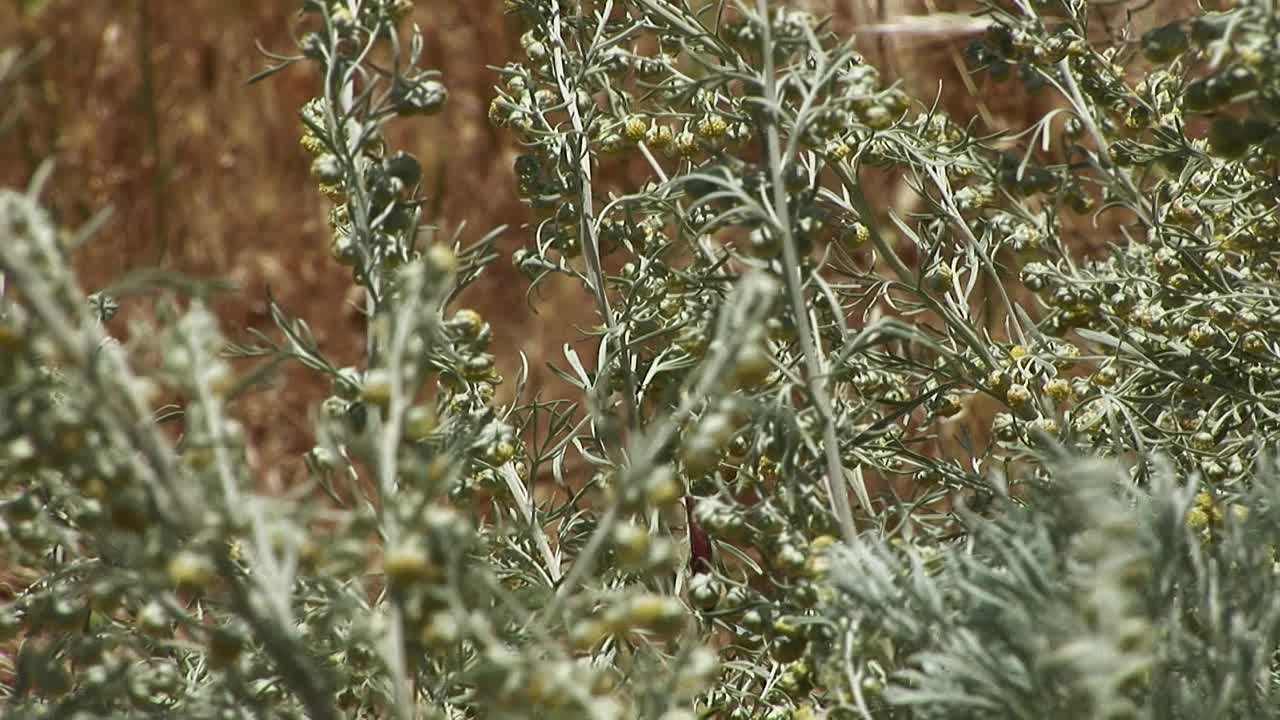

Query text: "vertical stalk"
[136, 0, 170, 265]
[547, 0, 640, 433]
[756, 0, 864, 544]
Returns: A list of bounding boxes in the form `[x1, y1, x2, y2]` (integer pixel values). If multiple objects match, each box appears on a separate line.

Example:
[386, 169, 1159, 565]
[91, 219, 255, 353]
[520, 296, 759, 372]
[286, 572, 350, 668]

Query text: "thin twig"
[757, 0, 865, 539]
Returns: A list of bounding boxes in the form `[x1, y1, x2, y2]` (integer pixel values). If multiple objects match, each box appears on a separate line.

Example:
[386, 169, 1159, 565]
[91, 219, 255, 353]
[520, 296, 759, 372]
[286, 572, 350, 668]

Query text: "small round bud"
[404, 405, 437, 441]
[360, 368, 393, 409]
[623, 115, 648, 142]
[426, 243, 457, 275]
[1043, 378, 1073, 402]
[644, 466, 683, 509]
[1005, 383, 1031, 409]
[396, 78, 448, 116]
[167, 551, 215, 590]
[310, 154, 343, 184]
[137, 600, 171, 637]
[383, 543, 439, 586]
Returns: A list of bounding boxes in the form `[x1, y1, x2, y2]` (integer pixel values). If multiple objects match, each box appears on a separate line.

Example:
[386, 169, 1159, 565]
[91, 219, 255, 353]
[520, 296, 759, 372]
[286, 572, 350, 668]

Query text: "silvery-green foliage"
[0, 3, 727, 716]
[4, 0, 1280, 717]
[821, 456, 1280, 719]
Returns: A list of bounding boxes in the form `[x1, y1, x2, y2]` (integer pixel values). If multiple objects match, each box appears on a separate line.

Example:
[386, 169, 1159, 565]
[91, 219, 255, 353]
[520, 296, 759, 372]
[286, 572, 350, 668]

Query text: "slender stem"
[548, 504, 619, 615]
[924, 165, 1027, 347]
[543, 295, 750, 617]
[548, 1, 640, 432]
[635, 141, 716, 265]
[137, 0, 170, 265]
[217, 553, 341, 720]
[0, 231, 342, 720]
[1054, 58, 1152, 227]
[756, 0, 864, 541]
[831, 161, 999, 371]
[372, 274, 424, 720]
[0, 242, 192, 523]
[500, 462, 562, 584]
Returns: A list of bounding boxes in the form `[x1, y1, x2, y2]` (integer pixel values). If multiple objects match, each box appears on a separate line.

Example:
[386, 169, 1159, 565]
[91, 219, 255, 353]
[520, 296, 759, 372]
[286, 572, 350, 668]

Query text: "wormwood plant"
[822, 455, 1280, 720]
[2, 0, 1280, 718]
[486, 0, 1280, 714]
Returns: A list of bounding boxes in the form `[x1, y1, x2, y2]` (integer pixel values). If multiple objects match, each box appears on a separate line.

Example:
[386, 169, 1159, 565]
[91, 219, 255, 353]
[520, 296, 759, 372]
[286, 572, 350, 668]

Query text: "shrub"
[1, 0, 1279, 717]
[823, 455, 1280, 719]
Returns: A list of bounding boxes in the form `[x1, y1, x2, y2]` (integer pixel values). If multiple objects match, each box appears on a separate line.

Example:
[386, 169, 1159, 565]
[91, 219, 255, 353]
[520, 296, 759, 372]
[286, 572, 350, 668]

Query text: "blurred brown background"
[0, 0, 1175, 483]
[1, 1, 542, 485]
